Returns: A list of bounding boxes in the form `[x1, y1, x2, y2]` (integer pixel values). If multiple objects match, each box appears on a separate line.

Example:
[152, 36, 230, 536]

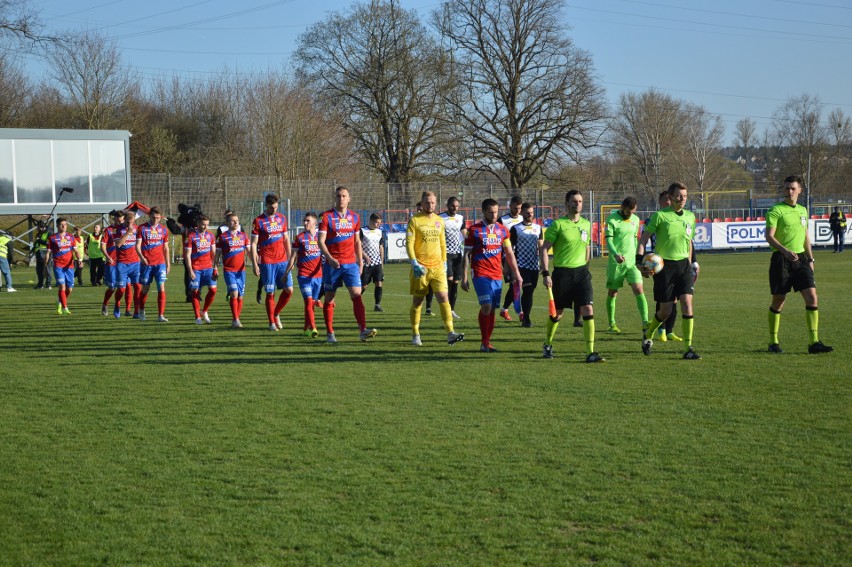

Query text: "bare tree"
[734, 117, 757, 170]
[0, 0, 47, 45]
[244, 71, 354, 180]
[47, 29, 142, 130]
[609, 89, 684, 198]
[435, 0, 606, 193]
[827, 108, 851, 156]
[677, 103, 727, 199]
[0, 53, 27, 125]
[771, 93, 829, 191]
[295, 0, 449, 183]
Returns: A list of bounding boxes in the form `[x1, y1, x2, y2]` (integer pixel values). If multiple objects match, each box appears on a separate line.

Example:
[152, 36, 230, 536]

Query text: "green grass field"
[0, 251, 849, 565]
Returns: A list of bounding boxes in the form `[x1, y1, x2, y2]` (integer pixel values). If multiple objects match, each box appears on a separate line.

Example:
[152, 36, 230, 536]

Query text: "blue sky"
[17, 0, 852, 145]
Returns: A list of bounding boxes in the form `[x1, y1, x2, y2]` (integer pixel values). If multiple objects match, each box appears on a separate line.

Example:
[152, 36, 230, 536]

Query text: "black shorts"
[552, 266, 592, 310]
[447, 253, 464, 281]
[653, 258, 694, 303]
[769, 251, 815, 295]
[361, 264, 384, 285]
[519, 267, 539, 289]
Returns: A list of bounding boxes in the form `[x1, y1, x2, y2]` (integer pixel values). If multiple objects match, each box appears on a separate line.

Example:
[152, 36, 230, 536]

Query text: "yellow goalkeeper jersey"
[406, 213, 446, 268]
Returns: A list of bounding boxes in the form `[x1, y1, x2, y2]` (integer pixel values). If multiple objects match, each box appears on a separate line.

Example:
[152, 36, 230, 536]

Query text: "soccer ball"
[642, 253, 664, 275]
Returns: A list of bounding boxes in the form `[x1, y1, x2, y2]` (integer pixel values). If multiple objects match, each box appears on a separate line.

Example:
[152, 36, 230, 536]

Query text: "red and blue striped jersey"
[115, 224, 139, 264]
[185, 229, 214, 270]
[251, 212, 288, 264]
[48, 232, 76, 269]
[293, 230, 322, 278]
[465, 221, 508, 280]
[137, 222, 168, 265]
[217, 230, 248, 273]
[103, 224, 122, 261]
[318, 209, 360, 264]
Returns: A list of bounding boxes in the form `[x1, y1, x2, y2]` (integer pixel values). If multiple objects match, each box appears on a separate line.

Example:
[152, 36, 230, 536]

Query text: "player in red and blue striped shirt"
[115, 213, 142, 319]
[215, 213, 249, 328]
[286, 212, 323, 337]
[100, 210, 124, 316]
[462, 199, 522, 352]
[45, 218, 80, 314]
[135, 207, 171, 322]
[318, 186, 377, 343]
[185, 216, 217, 325]
[251, 194, 293, 332]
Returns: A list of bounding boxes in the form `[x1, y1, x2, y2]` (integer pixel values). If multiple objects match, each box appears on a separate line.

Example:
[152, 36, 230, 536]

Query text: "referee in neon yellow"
[540, 190, 604, 362]
[407, 191, 465, 347]
[637, 182, 700, 360]
[604, 196, 648, 333]
[765, 175, 833, 354]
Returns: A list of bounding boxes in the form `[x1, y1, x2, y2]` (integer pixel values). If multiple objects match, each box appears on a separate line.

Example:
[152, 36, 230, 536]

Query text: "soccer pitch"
[0, 251, 849, 564]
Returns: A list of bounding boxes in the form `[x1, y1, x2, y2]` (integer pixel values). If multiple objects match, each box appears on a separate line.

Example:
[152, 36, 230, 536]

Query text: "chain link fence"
[2, 173, 842, 264]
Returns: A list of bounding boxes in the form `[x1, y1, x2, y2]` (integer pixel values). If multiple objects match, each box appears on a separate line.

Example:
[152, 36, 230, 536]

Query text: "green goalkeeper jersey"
[765, 201, 808, 253]
[605, 210, 640, 266]
[644, 207, 695, 261]
[544, 216, 591, 268]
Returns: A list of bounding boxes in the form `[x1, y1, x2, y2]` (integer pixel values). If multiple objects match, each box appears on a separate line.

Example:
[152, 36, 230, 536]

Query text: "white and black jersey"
[439, 211, 465, 255]
[361, 227, 384, 266]
[500, 214, 523, 233]
[510, 222, 543, 271]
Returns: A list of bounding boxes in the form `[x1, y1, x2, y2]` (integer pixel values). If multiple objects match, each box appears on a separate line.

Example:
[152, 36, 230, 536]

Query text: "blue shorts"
[140, 264, 168, 286]
[224, 270, 246, 296]
[53, 266, 76, 288]
[323, 263, 361, 292]
[297, 275, 323, 300]
[260, 262, 293, 293]
[104, 264, 119, 288]
[117, 262, 140, 287]
[189, 267, 217, 290]
[472, 276, 502, 307]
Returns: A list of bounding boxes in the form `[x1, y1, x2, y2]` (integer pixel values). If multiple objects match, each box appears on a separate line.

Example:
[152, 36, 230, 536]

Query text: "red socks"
[353, 294, 367, 330]
[202, 288, 216, 313]
[324, 301, 335, 334]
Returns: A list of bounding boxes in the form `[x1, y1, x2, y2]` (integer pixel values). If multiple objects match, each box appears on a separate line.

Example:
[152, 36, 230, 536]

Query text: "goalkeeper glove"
[411, 259, 426, 278]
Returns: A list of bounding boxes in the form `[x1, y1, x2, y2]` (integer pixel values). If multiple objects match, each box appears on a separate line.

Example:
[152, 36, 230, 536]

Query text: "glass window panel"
[53, 140, 90, 202]
[0, 139, 12, 203]
[91, 140, 126, 203]
[15, 140, 53, 203]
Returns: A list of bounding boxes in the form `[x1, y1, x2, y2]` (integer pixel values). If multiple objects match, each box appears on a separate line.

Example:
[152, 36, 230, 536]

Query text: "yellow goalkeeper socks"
[410, 303, 422, 335]
[440, 302, 454, 333]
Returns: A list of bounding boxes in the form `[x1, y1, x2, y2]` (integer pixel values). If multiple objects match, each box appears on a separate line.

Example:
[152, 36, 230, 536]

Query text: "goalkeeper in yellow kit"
[407, 191, 465, 347]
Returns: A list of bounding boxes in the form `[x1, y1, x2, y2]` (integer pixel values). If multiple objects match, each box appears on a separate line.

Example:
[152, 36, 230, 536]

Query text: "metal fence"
[1, 173, 832, 263]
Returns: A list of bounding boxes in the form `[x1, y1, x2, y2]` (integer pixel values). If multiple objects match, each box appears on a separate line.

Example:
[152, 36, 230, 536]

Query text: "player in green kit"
[604, 196, 648, 333]
[765, 175, 833, 354]
[637, 182, 700, 360]
[540, 190, 604, 362]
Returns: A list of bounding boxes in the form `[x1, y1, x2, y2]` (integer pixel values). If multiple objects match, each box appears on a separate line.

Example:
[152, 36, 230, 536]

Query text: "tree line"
[1, 0, 850, 204]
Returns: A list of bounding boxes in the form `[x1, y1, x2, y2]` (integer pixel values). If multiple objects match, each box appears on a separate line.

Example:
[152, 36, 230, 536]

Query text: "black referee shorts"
[769, 251, 815, 295]
[552, 266, 592, 311]
[653, 258, 694, 303]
